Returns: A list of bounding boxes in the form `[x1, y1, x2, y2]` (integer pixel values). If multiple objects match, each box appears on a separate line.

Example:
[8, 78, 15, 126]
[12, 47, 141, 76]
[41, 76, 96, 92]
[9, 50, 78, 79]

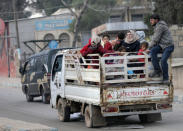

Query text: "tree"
[70, 0, 116, 32]
[61, 0, 89, 48]
[153, 0, 183, 25]
[62, 0, 117, 47]
[0, 0, 31, 21]
[29, 0, 64, 16]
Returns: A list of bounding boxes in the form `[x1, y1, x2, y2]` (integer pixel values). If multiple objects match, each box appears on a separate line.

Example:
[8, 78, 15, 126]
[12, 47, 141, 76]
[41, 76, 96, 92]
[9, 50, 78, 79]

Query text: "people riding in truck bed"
[80, 35, 113, 57]
[123, 30, 140, 52]
[80, 35, 113, 68]
[112, 32, 125, 51]
[101, 34, 113, 51]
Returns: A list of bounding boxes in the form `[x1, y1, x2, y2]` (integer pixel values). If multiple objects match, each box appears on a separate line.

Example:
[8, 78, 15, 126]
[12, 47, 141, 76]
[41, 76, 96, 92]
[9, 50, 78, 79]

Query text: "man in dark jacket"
[149, 14, 174, 83]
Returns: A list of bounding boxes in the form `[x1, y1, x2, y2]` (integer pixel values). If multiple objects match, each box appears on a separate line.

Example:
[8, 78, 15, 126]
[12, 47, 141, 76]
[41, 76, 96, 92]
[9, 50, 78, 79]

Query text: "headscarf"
[91, 35, 101, 46]
[124, 30, 139, 44]
[136, 31, 145, 43]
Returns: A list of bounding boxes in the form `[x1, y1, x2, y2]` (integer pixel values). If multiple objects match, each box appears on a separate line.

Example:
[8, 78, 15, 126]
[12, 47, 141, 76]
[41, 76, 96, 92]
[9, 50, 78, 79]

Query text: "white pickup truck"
[50, 49, 173, 128]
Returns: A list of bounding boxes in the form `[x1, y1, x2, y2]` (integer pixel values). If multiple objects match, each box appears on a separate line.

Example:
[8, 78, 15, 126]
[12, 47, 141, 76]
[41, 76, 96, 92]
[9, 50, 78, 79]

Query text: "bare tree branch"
[72, 0, 89, 47]
[78, 0, 89, 17]
[60, 0, 78, 18]
[60, 0, 89, 47]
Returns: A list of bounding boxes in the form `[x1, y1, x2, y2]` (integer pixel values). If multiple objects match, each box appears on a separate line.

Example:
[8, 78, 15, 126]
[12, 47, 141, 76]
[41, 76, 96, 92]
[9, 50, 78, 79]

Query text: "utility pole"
[125, 6, 130, 22]
[5, 23, 10, 77]
[12, 0, 21, 66]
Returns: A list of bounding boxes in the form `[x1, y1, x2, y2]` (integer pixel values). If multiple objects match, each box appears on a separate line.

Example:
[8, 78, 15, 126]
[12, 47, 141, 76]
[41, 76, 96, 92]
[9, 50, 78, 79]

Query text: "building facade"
[9, 13, 74, 59]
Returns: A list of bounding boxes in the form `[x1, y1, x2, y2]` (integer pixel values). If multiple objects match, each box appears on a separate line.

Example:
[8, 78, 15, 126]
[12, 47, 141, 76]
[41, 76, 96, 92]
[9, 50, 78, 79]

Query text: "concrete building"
[92, 21, 148, 39]
[109, 0, 153, 23]
[9, 12, 74, 59]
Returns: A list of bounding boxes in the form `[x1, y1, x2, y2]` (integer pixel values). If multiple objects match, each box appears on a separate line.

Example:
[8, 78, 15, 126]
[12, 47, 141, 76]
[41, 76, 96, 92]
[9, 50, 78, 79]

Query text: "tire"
[25, 88, 33, 102]
[41, 88, 50, 104]
[139, 114, 148, 123]
[139, 113, 162, 123]
[85, 105, 93, 128]
[57, 98, 70, 122]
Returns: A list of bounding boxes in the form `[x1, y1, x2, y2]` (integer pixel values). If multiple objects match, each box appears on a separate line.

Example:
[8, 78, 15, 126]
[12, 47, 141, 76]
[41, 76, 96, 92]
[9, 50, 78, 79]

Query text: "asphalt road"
[0, 86, 183, 131]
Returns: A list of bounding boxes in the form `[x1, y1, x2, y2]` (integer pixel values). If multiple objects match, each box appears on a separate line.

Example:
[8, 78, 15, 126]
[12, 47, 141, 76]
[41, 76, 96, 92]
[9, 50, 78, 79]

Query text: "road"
[0, 86, 183, 131]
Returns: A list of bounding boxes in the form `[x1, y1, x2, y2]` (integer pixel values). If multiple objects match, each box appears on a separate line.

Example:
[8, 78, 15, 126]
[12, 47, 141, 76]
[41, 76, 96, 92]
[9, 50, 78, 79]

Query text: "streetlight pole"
[12, 0, 21, 66]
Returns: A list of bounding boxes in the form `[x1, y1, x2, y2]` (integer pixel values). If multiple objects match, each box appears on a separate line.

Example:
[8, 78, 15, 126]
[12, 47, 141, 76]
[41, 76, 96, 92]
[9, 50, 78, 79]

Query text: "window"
[52, 55, 63, 80]
[109, 15, 122, 23]
[44, 33, 55, 40]
[42, 55, 48, 64]
[24, 58, 34, 73]
[43, 33, 55, 49]
[24, 61, 31, 72]
[59, 33, 70, 48]
[131, 14, 143, 21]
[35, 57, 42, 71]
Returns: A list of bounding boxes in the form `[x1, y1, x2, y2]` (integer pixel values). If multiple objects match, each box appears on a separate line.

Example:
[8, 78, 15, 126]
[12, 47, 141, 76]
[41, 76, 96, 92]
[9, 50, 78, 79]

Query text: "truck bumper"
[102, 108, 172, 117]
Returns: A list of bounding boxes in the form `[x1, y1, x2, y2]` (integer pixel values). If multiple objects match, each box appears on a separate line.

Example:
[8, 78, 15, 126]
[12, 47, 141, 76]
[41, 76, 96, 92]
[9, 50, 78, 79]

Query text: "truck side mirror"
[42, 64, 48, 73]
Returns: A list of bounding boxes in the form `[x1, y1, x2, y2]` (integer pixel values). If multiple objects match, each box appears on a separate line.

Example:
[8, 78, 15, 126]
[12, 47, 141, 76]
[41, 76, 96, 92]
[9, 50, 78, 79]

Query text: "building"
[109, 0, 153, 23]
[8, 11, 75, 62]
[92, 21, 148, 39]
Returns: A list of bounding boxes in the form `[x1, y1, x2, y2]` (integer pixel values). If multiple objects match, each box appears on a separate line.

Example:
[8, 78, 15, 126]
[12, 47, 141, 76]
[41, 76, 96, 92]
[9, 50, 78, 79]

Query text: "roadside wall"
[172, 59, 183, 89]
[170, 25, 183, 58]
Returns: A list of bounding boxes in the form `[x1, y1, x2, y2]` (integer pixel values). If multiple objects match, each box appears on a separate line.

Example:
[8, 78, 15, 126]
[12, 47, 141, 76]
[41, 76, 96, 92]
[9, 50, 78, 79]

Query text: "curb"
[0, 117, 58, 131]
[1, 126, 58, 131]
[0, 77, 21, 88]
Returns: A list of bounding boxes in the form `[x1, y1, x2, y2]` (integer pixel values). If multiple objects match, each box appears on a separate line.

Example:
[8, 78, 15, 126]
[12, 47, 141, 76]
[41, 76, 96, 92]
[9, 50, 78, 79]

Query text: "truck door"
[50, 55, 63, 106]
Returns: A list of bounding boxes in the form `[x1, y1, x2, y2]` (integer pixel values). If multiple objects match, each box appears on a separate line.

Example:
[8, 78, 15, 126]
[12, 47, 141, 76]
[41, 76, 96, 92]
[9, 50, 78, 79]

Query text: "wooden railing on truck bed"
[64, 50, 171, 85]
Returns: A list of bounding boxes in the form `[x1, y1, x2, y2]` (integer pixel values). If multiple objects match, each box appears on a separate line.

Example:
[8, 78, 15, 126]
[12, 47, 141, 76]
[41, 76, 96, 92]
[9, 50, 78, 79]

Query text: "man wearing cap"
[149, 14, 174, 83]
[80, 36, 113, 57]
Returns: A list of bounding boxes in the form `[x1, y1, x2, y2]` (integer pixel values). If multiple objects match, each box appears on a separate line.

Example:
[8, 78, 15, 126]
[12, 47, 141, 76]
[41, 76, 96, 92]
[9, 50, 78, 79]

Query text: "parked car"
[19, 48, 68, 103]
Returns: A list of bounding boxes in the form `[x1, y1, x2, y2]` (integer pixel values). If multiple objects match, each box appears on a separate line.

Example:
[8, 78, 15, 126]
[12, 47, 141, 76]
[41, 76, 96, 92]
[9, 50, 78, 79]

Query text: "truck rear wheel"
[57, 98, 70, 122]
[139, 113, 162, 123]
[85, 106, 93, 128]
[84, 105, 107, 128]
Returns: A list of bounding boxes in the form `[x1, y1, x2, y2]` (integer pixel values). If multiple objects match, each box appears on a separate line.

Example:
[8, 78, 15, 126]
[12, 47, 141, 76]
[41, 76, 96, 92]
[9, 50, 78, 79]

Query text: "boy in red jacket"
[101, 34, 113, 51]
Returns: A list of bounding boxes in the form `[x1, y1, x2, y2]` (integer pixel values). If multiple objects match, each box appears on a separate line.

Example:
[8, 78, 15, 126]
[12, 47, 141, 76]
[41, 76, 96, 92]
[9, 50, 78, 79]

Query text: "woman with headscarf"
[122, 30, 140, 52]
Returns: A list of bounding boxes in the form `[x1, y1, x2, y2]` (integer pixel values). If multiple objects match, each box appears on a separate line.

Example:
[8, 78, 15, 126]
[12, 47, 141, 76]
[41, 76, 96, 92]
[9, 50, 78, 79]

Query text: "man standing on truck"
[149, 14, 174, 83]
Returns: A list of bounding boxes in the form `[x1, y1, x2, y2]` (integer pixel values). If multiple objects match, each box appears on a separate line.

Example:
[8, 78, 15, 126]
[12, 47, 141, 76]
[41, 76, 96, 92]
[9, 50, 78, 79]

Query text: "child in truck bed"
[135, 41, 149, 77]
[138, 41, 149, 63]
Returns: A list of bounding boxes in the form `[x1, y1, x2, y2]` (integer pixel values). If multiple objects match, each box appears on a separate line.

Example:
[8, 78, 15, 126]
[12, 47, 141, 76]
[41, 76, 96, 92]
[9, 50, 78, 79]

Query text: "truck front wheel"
[57, 98, 70, 122]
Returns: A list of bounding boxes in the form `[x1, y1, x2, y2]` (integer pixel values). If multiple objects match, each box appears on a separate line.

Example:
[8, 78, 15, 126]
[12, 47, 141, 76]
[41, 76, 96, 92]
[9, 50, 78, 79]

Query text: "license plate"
[105, 86, 169, 102]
